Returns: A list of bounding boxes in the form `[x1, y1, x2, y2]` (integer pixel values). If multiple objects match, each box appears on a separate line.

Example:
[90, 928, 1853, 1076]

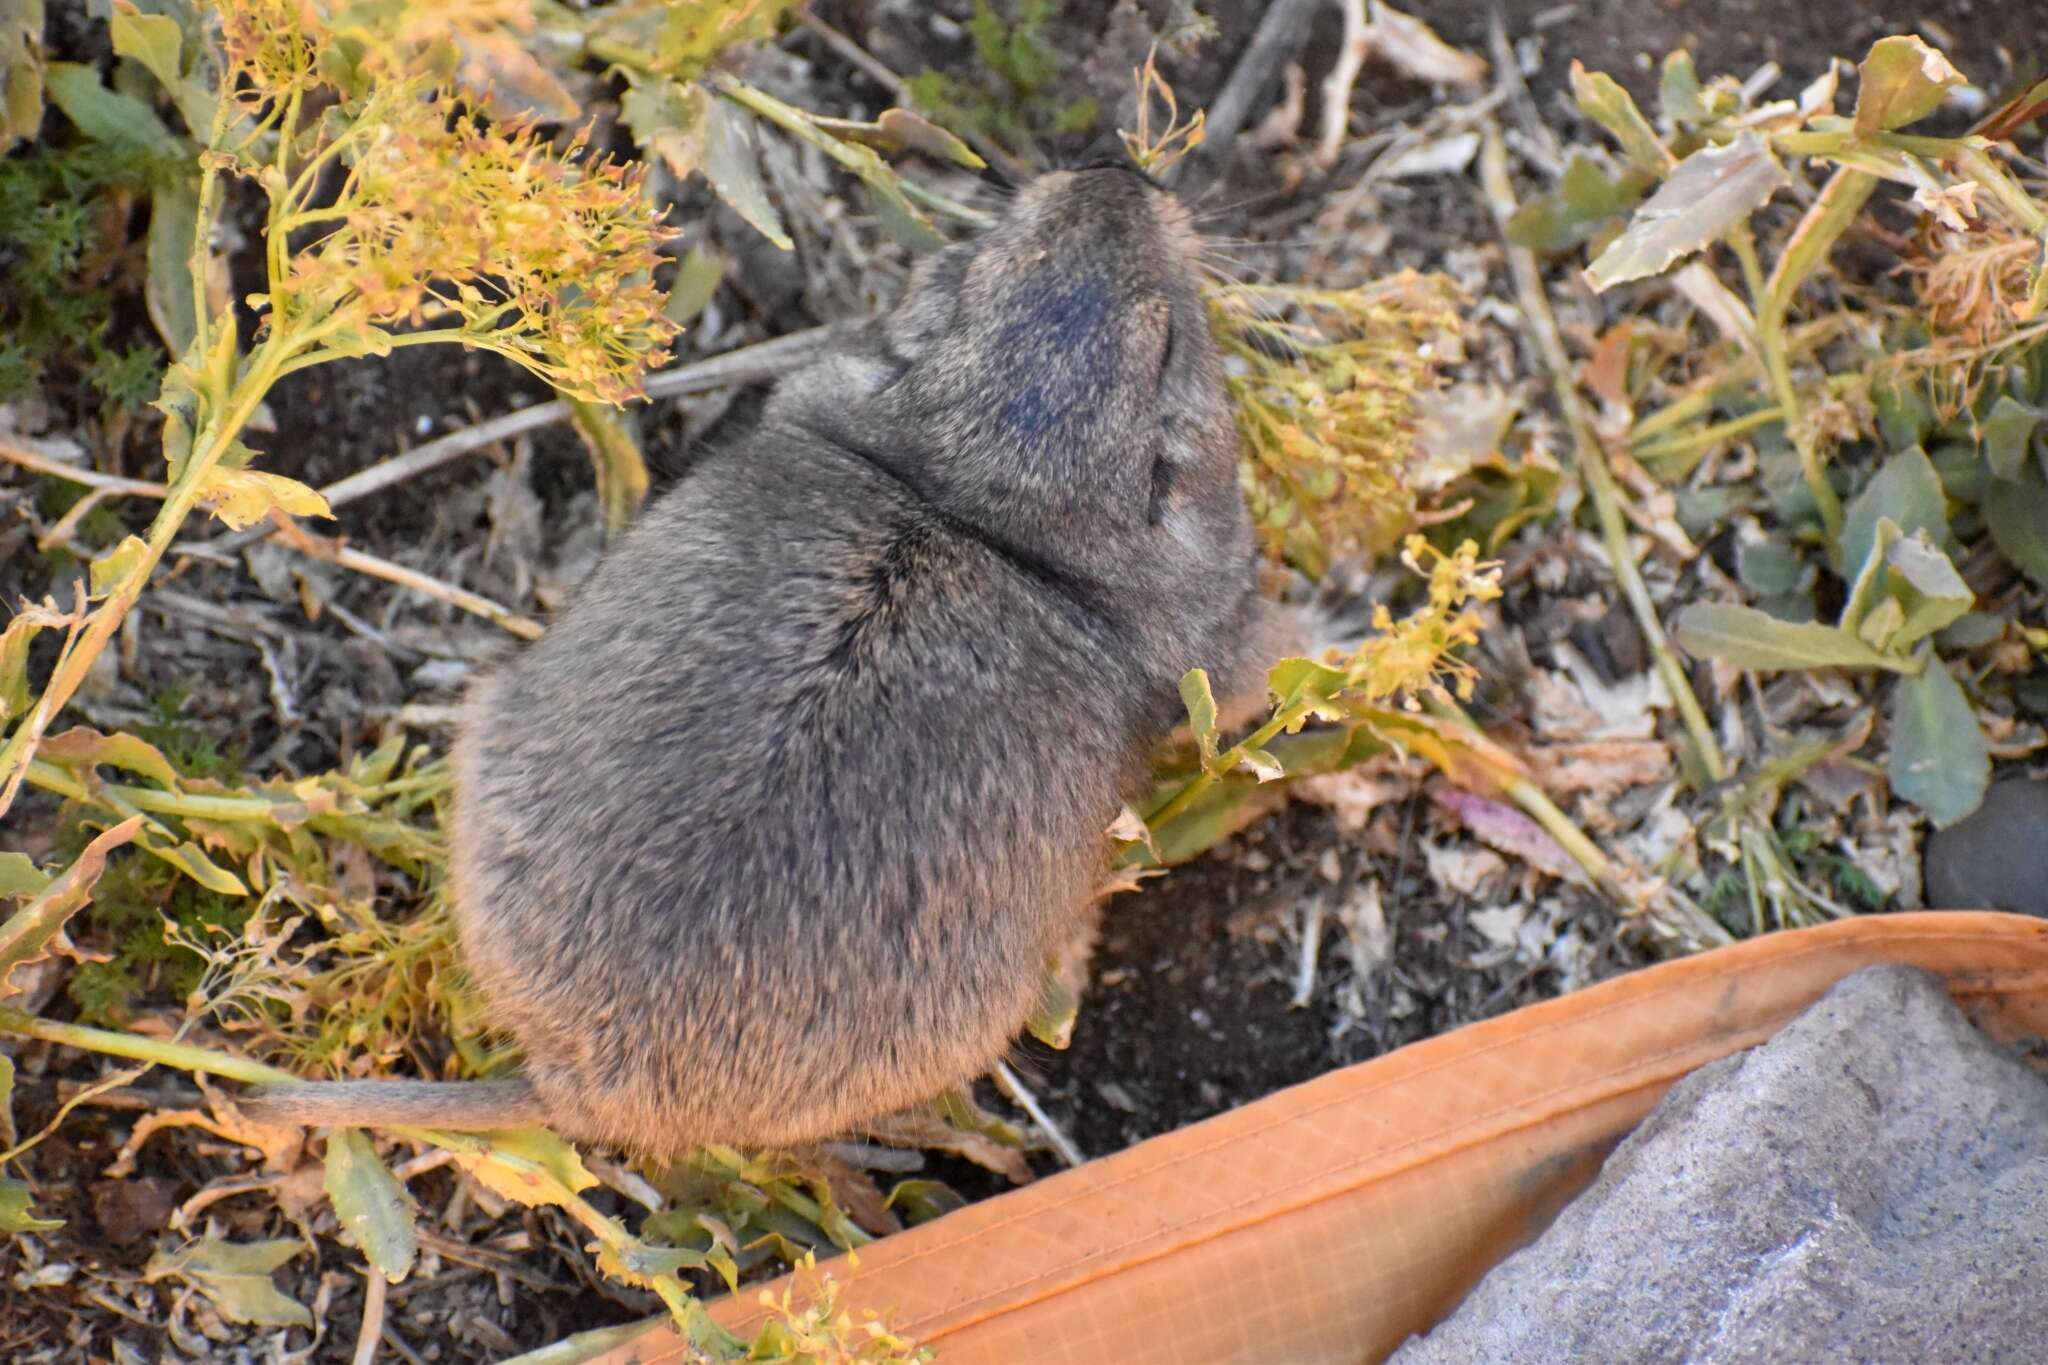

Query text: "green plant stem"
[1630, 405, 1784, 468]
[0, 1009, 296, 1084]
[24, 760, 297, 824]
[1753, 166, 1876, 553]
[1479, 128, 1728, 784]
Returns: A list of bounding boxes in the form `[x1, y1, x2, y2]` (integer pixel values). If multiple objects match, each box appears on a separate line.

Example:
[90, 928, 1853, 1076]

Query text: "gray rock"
[1391, 965, 2048, 1364]
[1924, 777, 2048, 915]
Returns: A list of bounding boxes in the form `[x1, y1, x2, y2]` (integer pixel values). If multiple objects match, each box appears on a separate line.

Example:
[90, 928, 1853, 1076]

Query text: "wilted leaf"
[454, 30, 579, 124]
[1569, 61, 1671, 176]
[618, 74, 707, 182]
[1675, 603, 1896, 671]
[0, 1179, 62, 1233]
[43, 60, 181, 158]
[703, 95, 791, 250]
[1841, 446, 1948, 583]
[1180, 667, 1218, 766]
[324, 1129, 418, 1283]
[1586, 135, 1788, 290]
[1363, 2, 1487, 86]
[0, 818, 142, 998]
[196, 467, 335, 531]
[88, 535, 148, 599]
[446, 1128, 598, 1209]
[876, 107, 983, 167]
[39, 726, 183, 788]
[1984, 478, 2048, 590]
[1980, 395, 2040, 481]
[1854, 34, 1963, 137]
[1889, 653, 1988, 828]
[144, 1236, 311, 1328]
[1969, 72, 2048, 143]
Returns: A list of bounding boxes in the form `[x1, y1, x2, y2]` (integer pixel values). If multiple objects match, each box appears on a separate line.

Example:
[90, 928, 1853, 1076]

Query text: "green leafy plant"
[1527, 36, 2048, 837]
[905, 0, 1099, 159]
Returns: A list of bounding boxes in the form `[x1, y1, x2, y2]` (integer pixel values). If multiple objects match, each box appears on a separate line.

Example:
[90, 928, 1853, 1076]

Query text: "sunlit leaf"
[138, 834, 249, 896]
[0, 1179, 62, 1233]
[195, 467, 335, 531]
[1179, 668, 1218, 767]
[144, 1236, 311, 1328]
[1569, 61, 1671, 176]
[1854, 34, 1963, 137]
[324, 1128, 418, 1283]
[39, 726, 183, 789]
[0, 819, 135, 994]
[1675, 604, 1897, 671]
[88, 535, 149, 599]
[1889, 653, 1989, 828]
[0, 854, 51, 901]
[1586, 135, 1788, 290]
[445, 1128, 598, 1209]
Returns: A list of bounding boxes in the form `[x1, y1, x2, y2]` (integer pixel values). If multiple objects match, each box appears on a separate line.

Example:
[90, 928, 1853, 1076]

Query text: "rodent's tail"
[239, 1078, 544, 1131]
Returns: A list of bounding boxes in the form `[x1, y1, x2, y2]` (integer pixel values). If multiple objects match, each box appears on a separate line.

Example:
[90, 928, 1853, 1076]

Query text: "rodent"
[241, 165, 1282, 1154]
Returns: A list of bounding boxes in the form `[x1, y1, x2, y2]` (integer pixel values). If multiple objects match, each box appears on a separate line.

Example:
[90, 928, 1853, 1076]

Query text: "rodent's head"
[780, 166, 1252, 613]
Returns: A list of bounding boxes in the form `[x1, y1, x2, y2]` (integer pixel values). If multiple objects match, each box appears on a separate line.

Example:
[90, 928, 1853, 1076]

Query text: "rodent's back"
[451, 424, 1151, 1151]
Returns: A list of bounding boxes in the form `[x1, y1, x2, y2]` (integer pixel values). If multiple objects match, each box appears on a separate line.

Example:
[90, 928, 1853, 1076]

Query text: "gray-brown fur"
[242, 168, 1273, 1154]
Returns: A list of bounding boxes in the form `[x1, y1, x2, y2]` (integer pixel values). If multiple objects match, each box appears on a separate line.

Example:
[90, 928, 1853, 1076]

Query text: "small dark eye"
[1147, 449, 1173, 526]
[1158, 316, 1180, 383]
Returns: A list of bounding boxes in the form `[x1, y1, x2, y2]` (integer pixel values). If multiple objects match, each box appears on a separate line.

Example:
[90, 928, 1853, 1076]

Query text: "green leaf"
[703, 96, 791, 250]
[1889, 653, 1988, 828]
[1660, 49, 1706, 127]
[138, 834, 249, 896]
[1587, 134, 1788, 290]
[1179, 668, 1218, 766]
[0, 854, 51, 901]
[1841, 446, 1948, 583]
[88, 534, 148, 599]
[0, 609, 46, 722]
[884, 1178, 966, 1225]
[1984, 477, 2048, 590]
[39, 725, 183, 789]
[1026, 960, 1077, 1049]
[618, 74, 706, 183]
[1675, 603, 1897, 672]
[144, 1236, 311, 1328]
[324, 1129, 418, 1283]
[0, 1179, 62, 1233]
[43, 60, 180, 158]
[1883, 533, 1973, 649]
[195, 467, 334, 531]
[145, 174, 199, 357]
[1854, 35, 1963, 137]
[1569, 61, 1670, 176]
[663, 243, 723, 327]
[1236, 747, 1284, 782]
[109, 10, 182, 98]
[1980, 394, 2040, 481]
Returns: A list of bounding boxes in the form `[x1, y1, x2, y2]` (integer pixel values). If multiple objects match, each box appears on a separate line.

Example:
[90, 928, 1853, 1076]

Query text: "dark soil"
[4, 0, 2046, 1359]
